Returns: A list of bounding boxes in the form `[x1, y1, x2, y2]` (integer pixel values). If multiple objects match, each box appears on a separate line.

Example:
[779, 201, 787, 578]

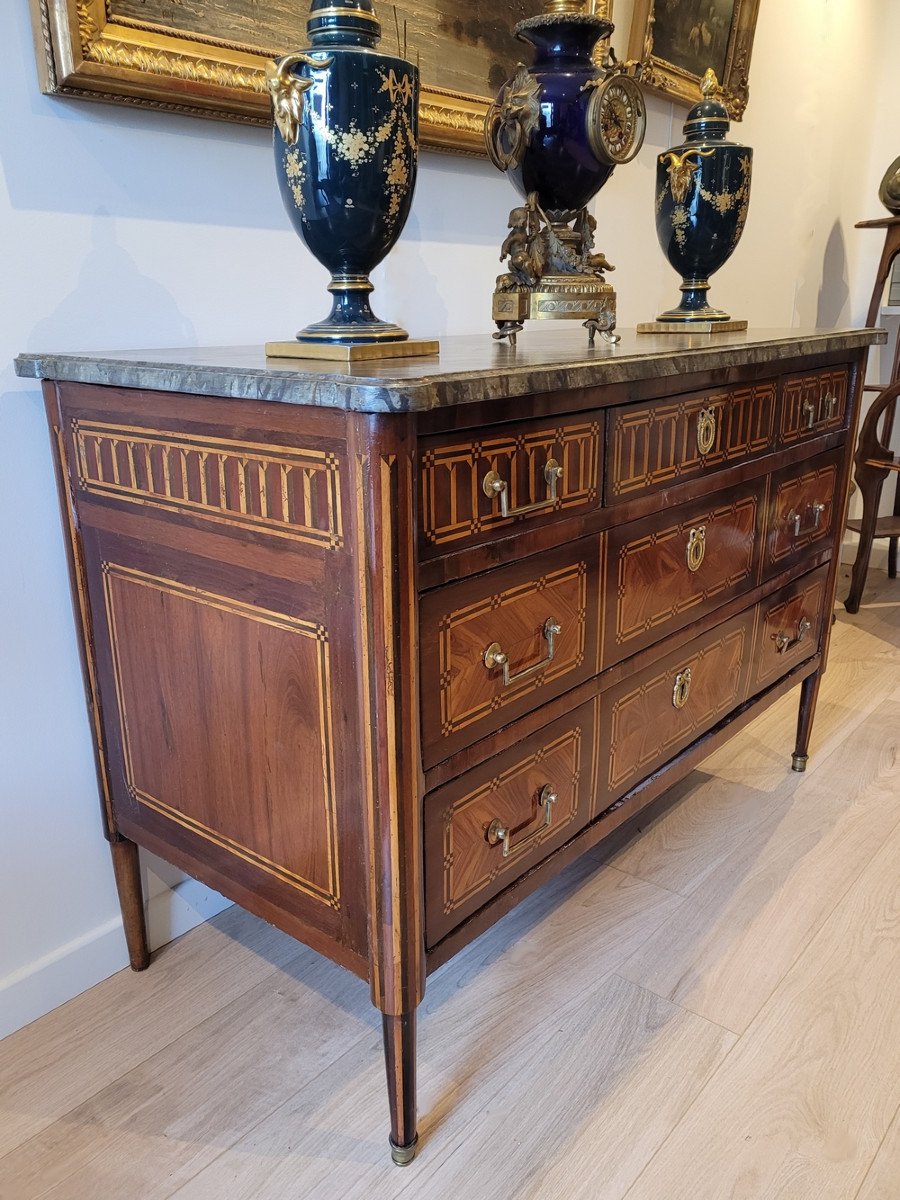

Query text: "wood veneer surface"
[1, 568, 897, 1200]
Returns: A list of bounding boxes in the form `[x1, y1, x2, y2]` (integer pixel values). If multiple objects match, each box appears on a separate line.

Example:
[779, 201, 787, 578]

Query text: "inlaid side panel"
[73, 419, 343, 548]
[420, 537, 602, 766]
[597, 608, 754, 812]
[604, 479, 764, 665]
[424, 700, 598, 946]
[606, 381, 776, 502]
[418, 412, 602, 554]
[102, 563, 340, 908]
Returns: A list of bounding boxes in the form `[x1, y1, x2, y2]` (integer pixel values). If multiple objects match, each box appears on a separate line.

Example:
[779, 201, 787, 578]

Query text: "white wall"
[2, 0, 898, 1038]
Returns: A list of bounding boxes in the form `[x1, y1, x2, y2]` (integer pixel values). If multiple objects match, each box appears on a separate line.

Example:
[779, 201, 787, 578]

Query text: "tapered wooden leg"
[109, 837, 150, 970]
[889, 537, 898, 580]
[792, 670, 823, 772]
[382, 1011, 418, 1165]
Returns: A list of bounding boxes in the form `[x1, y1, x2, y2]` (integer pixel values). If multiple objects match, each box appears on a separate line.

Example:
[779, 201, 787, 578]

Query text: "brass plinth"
[266, 338, 439, 362]
[493, 274, 615, 324]
[637, 319, 748, 335]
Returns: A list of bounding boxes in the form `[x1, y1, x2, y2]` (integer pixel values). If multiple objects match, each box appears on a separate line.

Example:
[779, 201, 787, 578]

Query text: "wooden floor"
[2, 566, 899, 1200]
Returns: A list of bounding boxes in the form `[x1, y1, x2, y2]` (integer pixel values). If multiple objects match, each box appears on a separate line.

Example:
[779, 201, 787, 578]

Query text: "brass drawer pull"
[787, 500, 826, 537]
[686, 525, 707, 573]
[487, 784, 557, 859]
[802, 393, 837, 430]
[672, 667, 692, 709]
[483, 618, 561, 687]
[482, 458, 563, 518]
[774, 616, 812, 654]
[697, 407, 717, 455]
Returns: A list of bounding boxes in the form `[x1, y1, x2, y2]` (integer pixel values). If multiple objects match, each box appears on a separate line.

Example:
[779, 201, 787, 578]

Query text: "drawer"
[424, 700, 598, 947]
[765, 448, 841, 573]
[418, 412, 602, 556]
[597, 607, 754, 811]
[779, 366, 849, 446]
[605, 379, 776, 503]
[750, 565, 829, 694]
[603, 478, 764, 666]
[419, 537, 601, 767]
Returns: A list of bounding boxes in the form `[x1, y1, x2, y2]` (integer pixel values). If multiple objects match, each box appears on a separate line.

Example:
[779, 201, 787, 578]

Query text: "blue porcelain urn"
[485, 0, 646, 345]
[266, 0, 419, 345]
[655, 69, 753, 324]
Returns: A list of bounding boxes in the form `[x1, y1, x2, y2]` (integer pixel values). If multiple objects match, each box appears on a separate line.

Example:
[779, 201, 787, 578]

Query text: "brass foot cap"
[389, 1134, 418, 1166]
[792, 754, 809, 773]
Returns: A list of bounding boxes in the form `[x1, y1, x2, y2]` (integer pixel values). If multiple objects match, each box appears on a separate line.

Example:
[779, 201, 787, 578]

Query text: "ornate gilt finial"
[701, 68, 720, 99]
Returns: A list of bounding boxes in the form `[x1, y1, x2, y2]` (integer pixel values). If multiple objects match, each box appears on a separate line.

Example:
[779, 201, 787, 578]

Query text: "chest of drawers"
[16, 328, 881, 1165]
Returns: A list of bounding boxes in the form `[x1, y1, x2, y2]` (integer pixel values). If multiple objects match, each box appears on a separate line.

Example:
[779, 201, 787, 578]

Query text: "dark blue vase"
[655, 69, 752, 323]
[485, 1, 646, 344]
[266, 0, 419, 344]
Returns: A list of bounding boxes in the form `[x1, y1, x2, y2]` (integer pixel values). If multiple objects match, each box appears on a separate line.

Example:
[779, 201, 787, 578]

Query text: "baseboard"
[0, 879, 232, 1040]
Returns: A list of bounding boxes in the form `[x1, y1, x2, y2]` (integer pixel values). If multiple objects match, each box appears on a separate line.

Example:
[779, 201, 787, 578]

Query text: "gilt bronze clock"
[485, 0, 647, 346]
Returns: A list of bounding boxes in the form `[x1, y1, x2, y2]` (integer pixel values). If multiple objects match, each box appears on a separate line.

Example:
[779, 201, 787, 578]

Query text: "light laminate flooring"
[1, 566, 898, 1200]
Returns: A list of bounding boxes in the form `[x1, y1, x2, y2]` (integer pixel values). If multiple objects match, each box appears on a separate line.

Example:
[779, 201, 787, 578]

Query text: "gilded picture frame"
[627, 0, 760, 118]
[29, 0, 546, 154]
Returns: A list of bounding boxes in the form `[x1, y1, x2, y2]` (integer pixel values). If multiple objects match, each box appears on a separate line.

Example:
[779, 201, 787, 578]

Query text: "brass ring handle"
[697, 407, 717, 455]
[672, 667, 692, 710]
[774, 616, 812, 654]
[266, 51, 334, 145]
[787, 500, 826, 537]
[483, 618, 561, 687]
[482, 458, 563, 518]
[487, 784, 557, 859]
[686, 525, 707, 573]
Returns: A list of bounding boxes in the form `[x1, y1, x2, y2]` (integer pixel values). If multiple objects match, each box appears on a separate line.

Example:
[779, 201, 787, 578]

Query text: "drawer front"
[750, 565, 829, 693]
[597, 608, 754, 810]
[418, 412, 602, 555]
[604, 478, 764, 665]
[605, 380, 776, 503]
[779, 367, 849, 446]
[420, 538, 601, 766]
[424, 700, 598, 946]
[765, 448, 841, 573]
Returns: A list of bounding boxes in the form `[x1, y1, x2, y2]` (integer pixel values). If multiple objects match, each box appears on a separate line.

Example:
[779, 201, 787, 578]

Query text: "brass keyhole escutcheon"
[686, 525, 706, 573]
[672, 667, 692, 710]
[697, 407, 717, 455]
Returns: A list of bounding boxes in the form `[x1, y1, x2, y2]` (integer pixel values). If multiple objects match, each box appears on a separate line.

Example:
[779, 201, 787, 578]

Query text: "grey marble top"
[15, 328, 886, 414]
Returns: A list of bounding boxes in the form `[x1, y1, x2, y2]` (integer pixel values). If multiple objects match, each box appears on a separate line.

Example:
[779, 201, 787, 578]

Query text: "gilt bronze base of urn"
[265, 0, 437, 360]
[648, 69, 752, 331]
[485, 0, 646, 347]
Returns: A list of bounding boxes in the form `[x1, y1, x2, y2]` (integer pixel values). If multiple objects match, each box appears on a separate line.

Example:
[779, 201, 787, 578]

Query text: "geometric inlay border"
[75, 419, 342, 549]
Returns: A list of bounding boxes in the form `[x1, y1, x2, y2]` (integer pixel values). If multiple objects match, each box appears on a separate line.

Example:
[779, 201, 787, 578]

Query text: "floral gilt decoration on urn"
[264, 0, 437, 360]
[650, 68, 753, 331]
[485, 0, 647, 346]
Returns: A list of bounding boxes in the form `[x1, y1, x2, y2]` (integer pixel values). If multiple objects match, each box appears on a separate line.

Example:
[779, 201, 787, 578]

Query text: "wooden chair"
[845, 379, 900, 613]
[845, 216, 900, 611]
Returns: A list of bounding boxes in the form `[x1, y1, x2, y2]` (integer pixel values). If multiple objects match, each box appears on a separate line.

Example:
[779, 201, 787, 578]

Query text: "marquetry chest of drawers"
[17, 328, 882, 1165]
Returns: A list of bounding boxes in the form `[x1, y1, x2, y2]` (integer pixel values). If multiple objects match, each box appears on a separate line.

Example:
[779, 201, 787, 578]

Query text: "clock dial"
[588, 75, 647, 166]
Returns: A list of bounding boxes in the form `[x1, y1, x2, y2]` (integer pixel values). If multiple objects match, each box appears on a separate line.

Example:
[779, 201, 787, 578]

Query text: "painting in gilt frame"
[27, 0, 563, 154]
[627, 0, 760, 118]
